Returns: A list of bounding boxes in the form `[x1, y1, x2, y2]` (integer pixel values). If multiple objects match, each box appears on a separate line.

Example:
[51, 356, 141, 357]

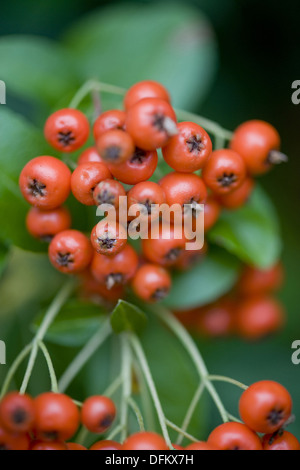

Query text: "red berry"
[93, 110, 126, 141]
[124, 80, 170, 111]
[142, 223, 187, 267]
[230, 120, 283, 175]
[195, 298, 235, 338]
[126, 97, 177, 151]
[82, 396, 116, 434]
[79, 270, 124, 302]
[207, 422, 262, 450]
[91, 220, 127, 256]
[34, 393, 80, 442]
[66, 442, 87, 450]
[107, 148, 158, 185]
[204, 195, 221, 231]
[71, 162, 112, 206]
[162, 122, 212, 172]
[202, 149, 246, 195]
[26, 206, 71, 242]
[238, 263, 284, 296]
[78, 147, 103, 165]
[31, 440, 68, 450]
[262, 430, 300, 451]
[96, 129, 135, 166]
[0, 426, 31, 450]
[217, 177, 254, 210]
[127, 181, 166, 222]
[132, 263, 172, 302]
[93, 179, 126, 207]
[239, 380, 293, 434]
[0, 392, 35, 433]
[19, 156, 71, 209]
[49, 229, 93, 274]
[90, 440, 122, 450]
[185, 441, 220, 450]
[122, 431, 168, 450]
[44, 108, 89, 152]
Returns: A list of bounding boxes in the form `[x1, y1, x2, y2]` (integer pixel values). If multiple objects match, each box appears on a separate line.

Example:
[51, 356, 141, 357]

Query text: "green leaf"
[33, 299, 107, 347]
[110, 300, 147, 335]
[64, 3, 218, 109]
[0, 36, 79, 105]
[0, 241, 9, 277]
[0, 108, 53, 252]
[208, 186, 282, 269]
[164, 248, 240, 310]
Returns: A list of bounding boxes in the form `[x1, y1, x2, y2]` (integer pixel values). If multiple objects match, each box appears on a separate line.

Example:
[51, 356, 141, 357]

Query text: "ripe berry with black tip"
[207, 422, 262, 450]
[96, 129, 135, 166]
[262, 430, 300, 451]
[48, 229, 93, 274]
[78, 147, 103, 165]
[93, 179, 126, 207]
[82, 396, 116, 434]
[71, 162, 112, 206]
[122, 431, 168, 450]
[132, 264, 172, 302]
[93, 109, 126, 141]
[26, 206, 71, 242]
[142, 223, 187, 267]
[217, 177, 254, 209]
[124, 80, 170, 110]
[0, 392, 35, 433]
[202, 149, 246, 195]
[107, 148, 158, 185]
[44, 108, 89, 152]
[91, 220, 127, 256]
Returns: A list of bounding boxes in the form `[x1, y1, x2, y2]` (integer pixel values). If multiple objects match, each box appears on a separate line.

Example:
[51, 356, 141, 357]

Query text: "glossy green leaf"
[64, 3, 218, 109]
[208, 186, 282, 269]
[0, 36, 78, 105]
[164, 248, 240, 310]
[110, 300, 147, 335]
[33, 299, 107, 347]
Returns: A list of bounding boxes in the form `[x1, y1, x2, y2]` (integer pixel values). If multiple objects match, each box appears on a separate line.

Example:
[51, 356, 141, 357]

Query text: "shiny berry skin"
[124, 80, 170, 111]
[262, 431, 300, 451]
[185, 441, 220, 450]
[91, 220, 127, 256]
[108, 148, 158, 185]
[238, 263, 284, 296]
[0, 427, 31, 450]
[207, 422, 262, 450]
[204, 195, 221, 231]
[34, 393, 80, 442]
[122, 431, 168, 450]
[132, 263, 171, 302]
[235, 296, 285, 340]
[217, 177, 254, 209]
[126, 97, 177, 151]
[49, 229, 93, 274]
[195, 299, 235, 338]
[142, 223, 187, 267]
[230, 120, 282, 175]
[66, 442, 87, 450]
[31, 440, 68, 450]
[127, 181, 166, 221]
[26, 206, 71, 242]
[78, 147, 103, 165]
[91, 244, 139, 289]
[44, 108, 89, 152]
[159, 172, 207, 219]
[90, 440, 122, 450]
[82, 396, 116, 434]
[93, 110, 126, 140]
[202, 149, 246, 195]
[0, 392, 35, 433]
[239, 380, 292, 434]
[71, 162, 112, 206]
[96, 129, 135, 166]
[162, 122, 212, 173]
[19, 156, 71, 210]
[79, 270, 124, 302]
[93, 179, 126, 207]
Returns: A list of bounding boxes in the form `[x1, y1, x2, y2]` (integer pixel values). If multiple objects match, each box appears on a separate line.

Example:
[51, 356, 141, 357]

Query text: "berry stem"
[69, 80, 126, 109]
[128, 397, 145, 432]
[120, 335, 132, 442]
[130, 334, 173, 449]
[176, 382, 205, 445]
[132, 357, 156, 431]
[227, 413, 243, 424]
[0, 343, 32, 399]
[102, 375, 123, 398]
[175, 108, 233, 141]
[37, 341, 59, 393]
[58, 319, 112, 392]
[106, 424, 125, 441]
[207, 375, 248, 391]
[154, 307, 228, 423]
[165, 419, 199, 443]
[20, 279, 75, 395]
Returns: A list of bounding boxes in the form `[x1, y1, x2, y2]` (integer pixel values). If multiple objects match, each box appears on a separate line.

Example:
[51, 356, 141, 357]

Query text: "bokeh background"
[0, 0, 299, 440]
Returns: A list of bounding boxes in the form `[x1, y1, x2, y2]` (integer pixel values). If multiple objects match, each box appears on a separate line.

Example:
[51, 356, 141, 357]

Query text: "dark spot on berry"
[56, 252, 74, 267]
[58, 131, 75, 147]
[267, 409, 284, 427]
[152, 113, 167, 133]
[98, 236, 117, 250]
[184, 198, 201, 218]
[106, 273, 124, 289]
[28, 179, 46, 198]
[42, 431, 59, 441]
[186, 135, 205, 153]
[95, 189, 115, 206]
[100, 415, 114, 429]
[40, 234, 54, 243]
[103, 145, 121, 162]
[217, 173, 237, 187]
[151, 287, 169, 301]
[131, 148, 147, 164]
[12, 408, 27, 425]
[143, 199, 153, 215]
[165, 247, 182, 262]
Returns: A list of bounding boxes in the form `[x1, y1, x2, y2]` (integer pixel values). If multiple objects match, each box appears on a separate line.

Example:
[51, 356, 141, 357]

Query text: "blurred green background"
[0, 0, 299, 441]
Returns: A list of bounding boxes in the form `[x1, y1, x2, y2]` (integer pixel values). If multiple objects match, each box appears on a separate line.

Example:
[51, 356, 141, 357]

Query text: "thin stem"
[132, 358, 155, 431]
[38, 341, 59, 393]
[207, 375, 248, 391]
[72, 399, 83, 408]
[128, 397, 145, 431]
[106, 424, 124, 441]
[0, 343, 32, 399]
[175, 108, 233, 141]
[154, 307, 228, 423]
[227, 413, 243, 424]
[176, 382, 205, 445]
[58, 319, 112, 392]
[20, 280, 75, 394]
[103, 375, 123, 398]
[130, 335, 173, 449]
[76, 426, 90, 447]
[165, 419, 198, 443]
[120, 335, 132, 443]
[69, 80, 125, 109]
[92, 88, 102, 119]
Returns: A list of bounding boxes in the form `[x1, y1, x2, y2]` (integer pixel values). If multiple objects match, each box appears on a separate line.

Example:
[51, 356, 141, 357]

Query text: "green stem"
[20, 280, 75, 394]
[76, 426, 90, 447]
[154, 307, 228, 423]
[176, 382, 205, 445]
[132, 357, 155, 431]
[58, 319, 112, 392]
[69, 80, 125, 109]
[38, 341, 59, 393]
[165, 419, 198, 443]
[130, 335, 173, 449]
[103, 375, 123, 398]
[106, 424, 124, 441]
[227, 413, 243, 424]
[128, 397, 145, 431]
[175, 108, 233, 141]
[0, 343, 32, 399]
[120, 335, 132, 443]
[207, 375, 248, 391]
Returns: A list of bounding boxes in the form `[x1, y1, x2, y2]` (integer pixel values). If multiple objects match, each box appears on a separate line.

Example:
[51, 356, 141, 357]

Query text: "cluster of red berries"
[19, 80, 285, 305]
[176, 261, 285, 340]
[1, 381, 297, 450]
[0, 391, 117, 450]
